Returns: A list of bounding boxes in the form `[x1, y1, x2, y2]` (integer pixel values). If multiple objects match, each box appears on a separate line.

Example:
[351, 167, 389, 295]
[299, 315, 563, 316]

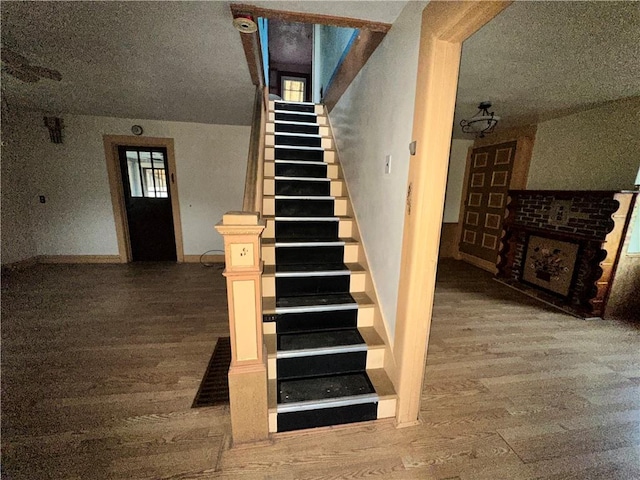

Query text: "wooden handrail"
[242, 86, 268, 214]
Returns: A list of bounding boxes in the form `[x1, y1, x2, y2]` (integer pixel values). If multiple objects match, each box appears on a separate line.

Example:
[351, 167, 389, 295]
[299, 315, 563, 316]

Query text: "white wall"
[528, 96, 640, 190]
[329, 1, 427, 341]
[1, 109, 38, 264]
[443, 139, 474, 223]
[1, 110, 249, 262]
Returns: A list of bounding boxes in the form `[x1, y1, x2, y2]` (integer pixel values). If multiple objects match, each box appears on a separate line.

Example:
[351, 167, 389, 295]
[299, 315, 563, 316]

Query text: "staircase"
[261, 100, 397, 433]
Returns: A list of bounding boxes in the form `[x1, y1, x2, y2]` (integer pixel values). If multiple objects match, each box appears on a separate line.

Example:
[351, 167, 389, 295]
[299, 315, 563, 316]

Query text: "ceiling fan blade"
[2, 65, 40, 83]
[1, 48, 29, 68]
[30, 65, 62, 81]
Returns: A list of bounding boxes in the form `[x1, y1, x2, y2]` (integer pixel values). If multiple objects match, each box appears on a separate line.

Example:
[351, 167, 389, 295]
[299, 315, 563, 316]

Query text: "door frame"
[103, 135, 184, 263]
[393, 1, 512, 427]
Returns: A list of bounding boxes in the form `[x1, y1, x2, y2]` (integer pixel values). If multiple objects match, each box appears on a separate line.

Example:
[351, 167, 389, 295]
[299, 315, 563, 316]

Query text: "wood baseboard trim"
[1, 256, 41, 270]
[183, 254, 225, 264]
[38, 255, 123, 264]
[458, 252, 498, 274]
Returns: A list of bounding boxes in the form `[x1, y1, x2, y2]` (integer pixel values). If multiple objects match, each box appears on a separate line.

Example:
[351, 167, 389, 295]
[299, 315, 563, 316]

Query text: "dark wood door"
[119, 146, 177, 261]
[459, 141, 517, 264]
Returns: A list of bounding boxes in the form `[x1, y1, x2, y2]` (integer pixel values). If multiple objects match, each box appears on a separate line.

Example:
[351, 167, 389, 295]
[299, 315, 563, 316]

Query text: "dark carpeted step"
[273, 308, 358, 334]
[275, 219, 339, 241]
[275, 179, 330, 196]
[275, 147, 324, 162]
[276, 263, 348, 273]
[275, 197, 334, 217]
[277, 350, 367, 380]
[275, 102, 316, 113]
[276, 244, 344, 265]
[275, 134, 322, 148]
[275, 112, 317, 123]
[276, 273, 350, 298]
[275, 122, 319, 135]
[279, 329, 364, 351]
[274, 162, 327, 178]
[275, 293, 355, 309]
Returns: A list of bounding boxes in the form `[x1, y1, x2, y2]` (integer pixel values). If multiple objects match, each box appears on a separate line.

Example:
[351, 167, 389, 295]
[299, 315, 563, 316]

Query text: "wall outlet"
[385, 155, 392, 175]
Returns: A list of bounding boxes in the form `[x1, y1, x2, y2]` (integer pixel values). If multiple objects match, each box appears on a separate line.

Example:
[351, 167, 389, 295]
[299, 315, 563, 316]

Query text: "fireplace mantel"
[496, 190, 637, 318]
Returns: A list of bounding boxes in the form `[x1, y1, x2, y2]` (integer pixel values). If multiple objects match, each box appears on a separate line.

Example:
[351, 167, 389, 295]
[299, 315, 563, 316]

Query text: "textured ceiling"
[454, 1, 640, 138]
[0, 1, 406, 125]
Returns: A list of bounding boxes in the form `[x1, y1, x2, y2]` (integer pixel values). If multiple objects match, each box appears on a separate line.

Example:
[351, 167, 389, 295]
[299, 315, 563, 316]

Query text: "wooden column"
[215, 211, 268, 444]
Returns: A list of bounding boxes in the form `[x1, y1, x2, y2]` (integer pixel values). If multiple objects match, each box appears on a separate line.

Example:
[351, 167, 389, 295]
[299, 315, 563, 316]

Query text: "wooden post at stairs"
[214, 211, 268, 444]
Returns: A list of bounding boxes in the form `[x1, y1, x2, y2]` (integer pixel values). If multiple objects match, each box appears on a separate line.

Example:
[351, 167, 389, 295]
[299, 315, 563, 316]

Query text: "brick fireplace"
[497, 190, 637, 318]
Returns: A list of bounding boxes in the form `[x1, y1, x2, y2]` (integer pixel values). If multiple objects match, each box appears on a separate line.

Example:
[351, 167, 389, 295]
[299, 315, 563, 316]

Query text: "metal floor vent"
[192, 336, 231, 408]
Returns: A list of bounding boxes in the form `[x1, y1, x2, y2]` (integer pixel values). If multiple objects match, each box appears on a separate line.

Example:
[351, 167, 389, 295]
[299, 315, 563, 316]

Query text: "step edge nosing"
[276, 344, 367, 359]
[277, 393, 379, 413]
[274, 270, 350, 278]
[274, 303, 358, 314]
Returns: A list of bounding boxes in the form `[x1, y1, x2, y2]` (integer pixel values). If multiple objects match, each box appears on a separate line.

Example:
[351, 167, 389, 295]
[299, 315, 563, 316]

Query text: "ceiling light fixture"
[232, 14, 257, 34]
[460, 101, 500, 138]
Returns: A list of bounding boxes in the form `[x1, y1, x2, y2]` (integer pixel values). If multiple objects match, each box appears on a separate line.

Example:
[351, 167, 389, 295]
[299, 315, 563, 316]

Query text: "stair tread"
[278, 372, 374, 405]
[264, 263, 365, 275]
[263, 292, 373, 313]
[278, 329, 364, 351]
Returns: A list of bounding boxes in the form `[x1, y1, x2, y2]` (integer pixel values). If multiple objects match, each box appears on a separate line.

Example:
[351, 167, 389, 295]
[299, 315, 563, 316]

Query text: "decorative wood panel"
[459, 141, 517, 264]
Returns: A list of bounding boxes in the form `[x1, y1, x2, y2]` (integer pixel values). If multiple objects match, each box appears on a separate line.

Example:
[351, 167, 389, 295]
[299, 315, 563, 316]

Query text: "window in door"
[281, 76, 306, 102]
[124, 149, 169, 198]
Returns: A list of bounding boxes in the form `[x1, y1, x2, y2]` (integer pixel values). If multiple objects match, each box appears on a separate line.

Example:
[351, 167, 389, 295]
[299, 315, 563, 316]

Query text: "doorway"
[103, 135, 184, 263]
[118, 146, 177, 261]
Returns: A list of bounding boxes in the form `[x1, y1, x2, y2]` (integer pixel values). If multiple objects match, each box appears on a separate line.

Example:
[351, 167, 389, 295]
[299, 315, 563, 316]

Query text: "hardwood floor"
[2, 260, 639, 479]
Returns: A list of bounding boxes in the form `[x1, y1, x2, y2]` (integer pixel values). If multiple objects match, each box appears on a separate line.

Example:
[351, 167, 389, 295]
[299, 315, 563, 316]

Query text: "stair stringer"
[322, 106, 399, 407]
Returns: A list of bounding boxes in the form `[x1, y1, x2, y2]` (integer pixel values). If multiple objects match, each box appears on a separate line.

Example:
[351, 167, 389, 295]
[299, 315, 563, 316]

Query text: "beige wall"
[1, 109, 38, 264]
[1, 109, 250, 262]
[329, 1, 427, 340]
[527, 96, 640, 191]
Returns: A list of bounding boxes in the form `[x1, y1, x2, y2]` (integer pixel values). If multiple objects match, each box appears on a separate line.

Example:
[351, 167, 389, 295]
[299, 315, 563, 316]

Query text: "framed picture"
[522, 235, 579, 298]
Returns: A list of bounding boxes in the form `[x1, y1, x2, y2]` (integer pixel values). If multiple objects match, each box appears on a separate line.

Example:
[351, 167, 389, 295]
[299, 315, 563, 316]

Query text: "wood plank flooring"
[2, 260, 639, 479]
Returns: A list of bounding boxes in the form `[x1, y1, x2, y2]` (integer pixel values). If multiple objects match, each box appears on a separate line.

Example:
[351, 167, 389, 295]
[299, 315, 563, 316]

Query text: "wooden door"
[459, 141, 517, 265]
[119, 146, 177, 261]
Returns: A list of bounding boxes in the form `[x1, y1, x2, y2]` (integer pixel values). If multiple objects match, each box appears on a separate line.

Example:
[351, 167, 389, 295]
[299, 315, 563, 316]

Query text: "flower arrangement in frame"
[522, 235, 579, 297]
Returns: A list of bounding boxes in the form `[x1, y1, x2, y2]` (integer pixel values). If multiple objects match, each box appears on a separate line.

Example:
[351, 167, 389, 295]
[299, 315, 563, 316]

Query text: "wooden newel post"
[215, 211, 268, 444]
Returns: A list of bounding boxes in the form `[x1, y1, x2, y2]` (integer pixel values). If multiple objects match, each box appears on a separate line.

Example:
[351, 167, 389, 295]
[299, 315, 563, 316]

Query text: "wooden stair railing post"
[215, 212, 268, 444]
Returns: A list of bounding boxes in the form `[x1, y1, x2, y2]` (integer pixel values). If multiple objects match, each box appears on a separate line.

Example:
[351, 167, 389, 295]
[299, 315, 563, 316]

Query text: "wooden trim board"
[394, 1, 512, 427]
[38, 255, 122, 264]
[183, 254, 225, 264]
[230, 4, 391, 32]
[103, 135, 185, 263]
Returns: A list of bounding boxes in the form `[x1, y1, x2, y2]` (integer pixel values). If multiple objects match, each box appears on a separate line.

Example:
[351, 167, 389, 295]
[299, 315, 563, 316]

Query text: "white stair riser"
[263, 162, 340, 179]
[266, 123, 330, 137]
[265, 147, 336, 163]
[265, 134, 334, 150]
